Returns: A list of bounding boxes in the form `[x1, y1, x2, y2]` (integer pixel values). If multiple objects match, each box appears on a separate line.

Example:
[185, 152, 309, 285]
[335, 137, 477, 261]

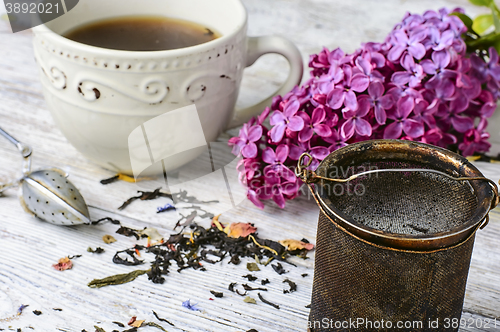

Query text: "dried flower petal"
[243, 296, 257, 304]
[224, 222, 257, 238]
[279, 239, 315, 251]
[52, 257, 73, 271]
[103, 235, 117, 244]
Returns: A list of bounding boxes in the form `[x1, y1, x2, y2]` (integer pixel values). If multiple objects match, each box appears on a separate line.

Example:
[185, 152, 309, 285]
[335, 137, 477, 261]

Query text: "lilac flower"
[421, 50, 452, 89]
[230, 7, 500, 209]
[341, 105, 372, 139]
[269, 98, 304, 142]
[425, 26, 455, 51]
[298, 106, 332, 142]
[388, 29, 427, 62]
[263, 174, 300, 209]
[326, 65, 369, 110]
[384, 96, 424, 139]
[458, 119, 491, 156]
[358, 82, 394, 125]
[262, 145, 295, 182]
[228, 123, 262, 158]
[391, 53, 425, 87]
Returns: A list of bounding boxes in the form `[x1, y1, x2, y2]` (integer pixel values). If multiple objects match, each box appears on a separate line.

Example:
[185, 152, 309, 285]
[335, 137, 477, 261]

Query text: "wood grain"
[1, 0, 500, 331]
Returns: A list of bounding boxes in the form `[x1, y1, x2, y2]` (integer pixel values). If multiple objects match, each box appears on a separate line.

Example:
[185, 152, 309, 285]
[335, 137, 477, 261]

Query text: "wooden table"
[1, 0, 499, 331]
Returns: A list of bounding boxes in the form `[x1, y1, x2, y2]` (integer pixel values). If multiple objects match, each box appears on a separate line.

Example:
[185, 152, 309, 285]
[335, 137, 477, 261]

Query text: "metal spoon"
[0, 127, 90, 225]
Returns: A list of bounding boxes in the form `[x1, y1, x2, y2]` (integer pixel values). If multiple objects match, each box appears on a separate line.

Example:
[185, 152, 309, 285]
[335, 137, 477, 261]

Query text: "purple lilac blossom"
[230, 7, 500, 209]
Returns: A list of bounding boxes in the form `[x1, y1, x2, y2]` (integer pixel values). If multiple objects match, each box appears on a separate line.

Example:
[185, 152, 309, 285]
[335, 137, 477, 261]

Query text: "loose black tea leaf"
[210, 290, 223, 298]
[230, 254, 241, 265]
[283, 279, 297, 294]
[88, 269, 149, 288]
[122, 328, 138, 332]
[258, 293, 280, 310]
[113, 249, 144, 266]
[271, 262, 287, 275]
[116, 226, 143, 240]
[118, 188, 173, 210]
[53, 308, 63, 311]
[247, 262, 260, 271]
[261, 278, 270, 285]
[91, 217, 121, 225]
[33, 310, 42, 315]
[305, 303, 311, 308]
[228, 283, 237, 292]
[242, 284, 267, 291]
[236, 289, 247, 296]
[143, 322, 168, 332]
[152, 310, 174, 326]
[301, 273, 309, 278]
[67, 254, 82, 259]
[112, 322, 124, 328]
[100, 174, 119, 184]
[242, 274, 258, 281]
[87, 247, 105, 254]
[247, 330, 259, 332]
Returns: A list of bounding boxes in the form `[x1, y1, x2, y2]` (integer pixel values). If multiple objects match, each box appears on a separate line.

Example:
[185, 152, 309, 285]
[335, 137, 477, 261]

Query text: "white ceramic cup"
[32, 0, 303, 174]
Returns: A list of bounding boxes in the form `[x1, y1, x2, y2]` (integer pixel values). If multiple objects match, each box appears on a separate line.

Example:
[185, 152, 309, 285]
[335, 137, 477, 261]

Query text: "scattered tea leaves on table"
[91, 217, 121, 225]
[182, 299, 201, 311]
[210, 290, 223, 298]
[301, 273, 309, 277]
[102, 235, 116, 244]
[143, 322, 168, 331]
[258, 293, 280, 310]
[261, 278, 270, 285]
[228, 282, 237, 292]
[118, 188, 173, 210]
[242, 284, 267, 291]
[87, 247, 105, 254]
[152, 310, 174, 326]
[271, 262, 287, 275]
[242, 274, 258, 281]
[94, 326, 106, 332]
[116, 226, 142, 240]
[247, 262, 260, 271]
[32, 310, 42, 316]
[100, 174, 119, 184]
[283, 279, 297, 294]
[243, 296, 257, 304]
[113, 248, 144, 266]
[52, 257, 73, 271]
[88, 269, 149, 288]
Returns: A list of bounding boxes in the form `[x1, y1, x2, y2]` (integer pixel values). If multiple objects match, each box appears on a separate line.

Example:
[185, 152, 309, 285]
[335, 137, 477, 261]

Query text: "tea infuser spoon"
[0, 127, 91, 225]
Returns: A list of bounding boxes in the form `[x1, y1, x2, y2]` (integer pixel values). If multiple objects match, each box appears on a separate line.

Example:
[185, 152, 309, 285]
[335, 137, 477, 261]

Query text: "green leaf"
[469, 0, 492, 7]
[473, 14, 494, 34]
[490, 2, 500, 32]
[88, 269, 149, 288]
[466, 31, 500, 54]
[450, 12, 474, 31]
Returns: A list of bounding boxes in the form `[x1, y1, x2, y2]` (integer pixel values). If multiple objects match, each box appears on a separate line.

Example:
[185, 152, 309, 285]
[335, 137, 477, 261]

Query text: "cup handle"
[226, 35, 303, 129]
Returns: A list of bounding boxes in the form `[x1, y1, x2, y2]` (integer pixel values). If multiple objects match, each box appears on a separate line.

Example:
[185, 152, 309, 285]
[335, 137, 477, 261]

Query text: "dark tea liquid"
[63, 16, 220, 51]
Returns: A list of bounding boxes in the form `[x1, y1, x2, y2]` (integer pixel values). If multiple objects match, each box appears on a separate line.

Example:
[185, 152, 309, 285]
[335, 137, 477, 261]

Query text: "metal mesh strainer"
[297, 140, 498, 332]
